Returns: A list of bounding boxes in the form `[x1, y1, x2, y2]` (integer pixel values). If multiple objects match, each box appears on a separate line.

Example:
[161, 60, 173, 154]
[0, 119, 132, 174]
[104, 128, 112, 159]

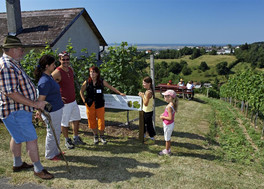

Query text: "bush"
[216, 61, 229, 75]
[182, 65, 192, 75]
[199, 61, 210, 72]
[202, 87, 220, 98]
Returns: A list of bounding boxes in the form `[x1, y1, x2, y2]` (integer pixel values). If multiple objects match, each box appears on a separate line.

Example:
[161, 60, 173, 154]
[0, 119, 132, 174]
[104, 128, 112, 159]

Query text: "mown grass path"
[0, 94, 264, 188]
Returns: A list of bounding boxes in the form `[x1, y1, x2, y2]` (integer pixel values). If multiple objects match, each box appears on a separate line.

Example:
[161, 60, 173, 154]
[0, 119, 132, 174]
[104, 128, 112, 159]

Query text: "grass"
[1, 94, 264, 188]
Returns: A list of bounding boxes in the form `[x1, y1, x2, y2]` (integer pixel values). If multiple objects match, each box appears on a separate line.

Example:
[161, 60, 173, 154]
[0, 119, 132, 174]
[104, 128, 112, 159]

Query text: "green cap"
[1, 35, 23, 49]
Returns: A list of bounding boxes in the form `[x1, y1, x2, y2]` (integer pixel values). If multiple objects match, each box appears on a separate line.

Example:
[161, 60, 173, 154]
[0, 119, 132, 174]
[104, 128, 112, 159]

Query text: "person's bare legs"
[165, 140, 171, 151]
[62, 126, 75, 149]
[26, 139, 40, 163]
[72, 120, 79, 137]
[11, 137, 45, 174]
[10, 137, 22, 158]
[61, 126, 69, 138]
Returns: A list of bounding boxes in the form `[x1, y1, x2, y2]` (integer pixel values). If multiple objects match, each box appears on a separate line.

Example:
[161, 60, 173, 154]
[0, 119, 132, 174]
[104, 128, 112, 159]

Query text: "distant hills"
[108, 43, 241, 50]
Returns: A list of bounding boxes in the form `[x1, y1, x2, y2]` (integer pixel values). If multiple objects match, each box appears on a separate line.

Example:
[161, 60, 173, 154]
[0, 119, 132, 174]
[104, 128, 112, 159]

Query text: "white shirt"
[186, 83, 194, 90]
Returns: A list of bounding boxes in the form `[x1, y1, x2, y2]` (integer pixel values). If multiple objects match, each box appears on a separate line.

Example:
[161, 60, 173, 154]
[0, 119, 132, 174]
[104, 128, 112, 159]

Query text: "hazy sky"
[0, 0, 263, 45]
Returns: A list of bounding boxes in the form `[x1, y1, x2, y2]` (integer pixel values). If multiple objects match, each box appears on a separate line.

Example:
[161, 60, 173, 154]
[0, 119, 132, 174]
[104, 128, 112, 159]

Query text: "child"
[159, 90, 178, 155]
[138, 76, 156, 143]
[167, 80, 172, 85]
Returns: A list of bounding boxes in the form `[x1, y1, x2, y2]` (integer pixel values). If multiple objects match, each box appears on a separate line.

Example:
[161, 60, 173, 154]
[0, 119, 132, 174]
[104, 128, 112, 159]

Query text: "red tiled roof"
[0, 8, 107, 47]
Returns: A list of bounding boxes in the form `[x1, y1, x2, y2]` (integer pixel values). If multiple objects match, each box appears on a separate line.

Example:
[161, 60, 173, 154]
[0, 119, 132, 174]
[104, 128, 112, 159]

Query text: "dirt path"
[0, 178, 47, 189]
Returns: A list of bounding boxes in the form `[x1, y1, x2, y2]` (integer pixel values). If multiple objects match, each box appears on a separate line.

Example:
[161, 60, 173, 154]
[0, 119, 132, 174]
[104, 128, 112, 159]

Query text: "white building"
[0, 1, 107, 59]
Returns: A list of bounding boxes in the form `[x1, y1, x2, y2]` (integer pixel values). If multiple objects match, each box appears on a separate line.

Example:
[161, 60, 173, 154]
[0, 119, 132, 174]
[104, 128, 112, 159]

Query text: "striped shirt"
[0, 54, 37, 119]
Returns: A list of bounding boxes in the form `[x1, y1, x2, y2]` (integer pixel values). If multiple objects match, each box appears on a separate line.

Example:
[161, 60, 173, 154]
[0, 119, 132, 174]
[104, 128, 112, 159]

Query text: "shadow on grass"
[155, 127, 206, 141]
[154, 140, 209, 151]
[192, 97, 207, 104]
[175, 152, 220, 161]
[175, 131, 206, 141]
[153, 140, 219, 161]
[49, 155, 159, 183]
[74, 139, 150, 154]
[155, 98, 167, 107]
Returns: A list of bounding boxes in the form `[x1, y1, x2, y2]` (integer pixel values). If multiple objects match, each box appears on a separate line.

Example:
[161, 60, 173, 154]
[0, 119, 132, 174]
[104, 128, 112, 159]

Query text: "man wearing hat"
[0, 35, 54, 179]
[178, 78, 185, 86]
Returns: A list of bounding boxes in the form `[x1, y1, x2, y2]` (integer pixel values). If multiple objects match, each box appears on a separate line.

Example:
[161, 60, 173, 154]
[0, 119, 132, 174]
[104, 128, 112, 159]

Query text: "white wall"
[52, 15, 100, 58]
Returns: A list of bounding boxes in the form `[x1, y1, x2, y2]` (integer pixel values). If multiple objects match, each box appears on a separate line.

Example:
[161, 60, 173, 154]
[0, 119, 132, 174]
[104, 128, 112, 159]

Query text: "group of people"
[0, 35, 125, 180]
[0, 35, 178, 180]
[167, 78, 195, 99]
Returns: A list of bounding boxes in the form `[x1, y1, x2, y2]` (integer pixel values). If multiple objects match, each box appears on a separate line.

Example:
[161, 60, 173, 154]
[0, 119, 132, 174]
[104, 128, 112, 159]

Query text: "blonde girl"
[159, 90, 178, 155]
[138, 76, 156, 143]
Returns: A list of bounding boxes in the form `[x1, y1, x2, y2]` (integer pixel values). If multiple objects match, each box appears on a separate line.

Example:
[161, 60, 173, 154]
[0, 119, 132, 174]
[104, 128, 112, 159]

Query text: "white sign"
[104, 94, 142, 111]
[78, 94, 142, 119]
[79, 105, 88, 119]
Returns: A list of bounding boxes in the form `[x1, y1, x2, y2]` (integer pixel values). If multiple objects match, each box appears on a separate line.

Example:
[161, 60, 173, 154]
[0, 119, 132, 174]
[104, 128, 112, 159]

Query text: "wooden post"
[139, 111, 144, 143]
[150, 54, 156, 130]
[241, 100, 244, 112]
[126, 110, 129, 126]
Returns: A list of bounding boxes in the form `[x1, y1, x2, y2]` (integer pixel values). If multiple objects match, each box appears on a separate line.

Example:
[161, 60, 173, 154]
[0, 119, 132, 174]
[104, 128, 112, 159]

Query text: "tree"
[180, 60, 188, 67]
[182, 65, 192, 75]
[199, 61, 210, 72]
[168, 61, 182, 74]
[190, 48, 201, 59]
[240, 43, 249, 50]
[100, 42, 147, 95]
[209, 49, 217, 55]
[180, 46, 193, 55]
[216, 61, 229, 75]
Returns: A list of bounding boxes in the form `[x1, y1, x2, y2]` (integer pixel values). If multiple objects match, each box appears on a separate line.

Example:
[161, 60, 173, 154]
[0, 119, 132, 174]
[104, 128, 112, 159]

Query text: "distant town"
[108, 43, 241, 55]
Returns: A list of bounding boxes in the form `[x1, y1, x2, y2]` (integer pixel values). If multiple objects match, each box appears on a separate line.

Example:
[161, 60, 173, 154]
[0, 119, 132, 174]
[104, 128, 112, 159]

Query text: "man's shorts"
[2, 110, 37, 143]
[163, 121, 175, 141]
[61, 100, 81, 127]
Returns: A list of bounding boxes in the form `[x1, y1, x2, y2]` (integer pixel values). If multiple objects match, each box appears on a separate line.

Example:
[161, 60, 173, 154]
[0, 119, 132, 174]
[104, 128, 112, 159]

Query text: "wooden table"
[155, 84, 192, 99]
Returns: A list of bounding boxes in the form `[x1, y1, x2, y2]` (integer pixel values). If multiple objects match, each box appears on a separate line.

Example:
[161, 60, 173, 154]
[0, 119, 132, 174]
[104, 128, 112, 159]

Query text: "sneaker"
[34, 169, 54, 180]
[158, 149, 171, 156]
[49, 156, 62, 161]
[100, 136, 107, 145]
[94, 135, 99, 145]
[65, 138, 75, 149]
[74, 136, 86, 145]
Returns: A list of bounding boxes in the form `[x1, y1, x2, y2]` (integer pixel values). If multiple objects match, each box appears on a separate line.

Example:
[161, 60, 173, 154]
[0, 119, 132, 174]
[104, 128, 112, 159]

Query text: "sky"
[0, 0, 263, 45]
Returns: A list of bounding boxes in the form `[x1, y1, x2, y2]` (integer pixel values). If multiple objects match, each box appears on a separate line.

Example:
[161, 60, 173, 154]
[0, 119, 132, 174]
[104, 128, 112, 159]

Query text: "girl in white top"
[138, 76, 156, 143]
[159, 90, 178, 155]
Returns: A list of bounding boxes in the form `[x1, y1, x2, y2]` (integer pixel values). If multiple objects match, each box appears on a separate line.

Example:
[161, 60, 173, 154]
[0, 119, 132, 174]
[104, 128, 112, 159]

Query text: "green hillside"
[148, 55, 241, 83]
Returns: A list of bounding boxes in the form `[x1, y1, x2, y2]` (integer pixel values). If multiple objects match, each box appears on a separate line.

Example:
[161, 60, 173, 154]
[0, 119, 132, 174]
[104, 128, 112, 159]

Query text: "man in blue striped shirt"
[0, 35, 53, 180]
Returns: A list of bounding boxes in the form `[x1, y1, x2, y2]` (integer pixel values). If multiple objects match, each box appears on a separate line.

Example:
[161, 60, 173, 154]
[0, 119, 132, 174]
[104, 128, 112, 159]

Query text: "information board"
[78, 94, 142, 119]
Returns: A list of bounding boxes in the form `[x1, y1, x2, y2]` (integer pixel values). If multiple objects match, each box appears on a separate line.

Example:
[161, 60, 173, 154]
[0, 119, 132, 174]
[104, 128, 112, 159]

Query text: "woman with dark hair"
[34, 55, 64, 161]
[80, 66, 125, 145]
[138, 76, 156, 144]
